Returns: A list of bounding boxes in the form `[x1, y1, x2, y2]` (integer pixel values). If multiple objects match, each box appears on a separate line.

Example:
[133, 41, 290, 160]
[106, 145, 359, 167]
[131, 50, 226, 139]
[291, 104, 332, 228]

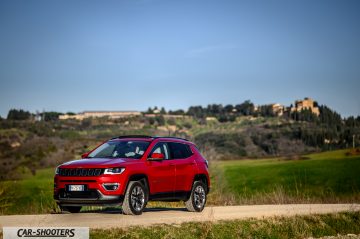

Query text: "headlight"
[104, 167, 125, 175]
[55, 166, 60, 175]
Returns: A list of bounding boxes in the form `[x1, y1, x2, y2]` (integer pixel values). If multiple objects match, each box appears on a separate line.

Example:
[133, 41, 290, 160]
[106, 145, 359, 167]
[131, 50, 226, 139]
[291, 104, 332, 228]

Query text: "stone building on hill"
[291, 97, 320, 116]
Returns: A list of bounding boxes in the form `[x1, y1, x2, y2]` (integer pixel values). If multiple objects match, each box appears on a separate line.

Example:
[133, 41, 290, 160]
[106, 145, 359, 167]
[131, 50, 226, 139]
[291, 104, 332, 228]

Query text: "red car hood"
[60, 158, 134, 168]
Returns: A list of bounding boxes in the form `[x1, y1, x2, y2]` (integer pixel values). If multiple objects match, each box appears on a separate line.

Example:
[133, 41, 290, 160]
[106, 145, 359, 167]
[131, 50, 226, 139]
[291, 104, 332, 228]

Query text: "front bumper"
[54, 189, 124, 206]
[54, 174, 126, 206]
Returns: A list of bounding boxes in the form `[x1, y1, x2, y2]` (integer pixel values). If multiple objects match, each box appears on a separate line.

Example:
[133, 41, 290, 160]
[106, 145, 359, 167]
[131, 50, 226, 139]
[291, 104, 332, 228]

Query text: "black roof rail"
[154, 136, 189, 141]
[111, 135, 153, 140]
[110, 135, 189, 141]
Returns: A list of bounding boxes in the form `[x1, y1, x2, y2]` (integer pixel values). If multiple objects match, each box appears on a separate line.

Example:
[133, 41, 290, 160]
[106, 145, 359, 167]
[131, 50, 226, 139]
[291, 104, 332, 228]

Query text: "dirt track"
[0, 204, 359, 230]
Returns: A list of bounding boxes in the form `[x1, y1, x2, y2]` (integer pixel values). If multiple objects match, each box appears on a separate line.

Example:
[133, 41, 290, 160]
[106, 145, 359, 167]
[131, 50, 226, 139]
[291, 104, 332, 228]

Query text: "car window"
[168, 142, 193, 159]
[88, 140, 150, 159]
[149, 142, 170, 159]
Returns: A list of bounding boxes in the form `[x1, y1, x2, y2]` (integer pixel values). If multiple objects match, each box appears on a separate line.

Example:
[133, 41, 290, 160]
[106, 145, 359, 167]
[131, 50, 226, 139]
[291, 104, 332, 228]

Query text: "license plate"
[68, 185, 84, 191]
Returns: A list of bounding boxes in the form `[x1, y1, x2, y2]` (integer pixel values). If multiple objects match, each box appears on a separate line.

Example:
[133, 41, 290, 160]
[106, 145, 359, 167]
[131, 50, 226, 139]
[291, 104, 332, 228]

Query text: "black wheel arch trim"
[193, 174, 210, 193]
[125, 174, 150, 199]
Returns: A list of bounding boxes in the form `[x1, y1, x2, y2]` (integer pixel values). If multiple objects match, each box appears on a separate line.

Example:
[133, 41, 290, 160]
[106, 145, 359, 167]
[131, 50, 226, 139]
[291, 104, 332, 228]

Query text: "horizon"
[3, 96, 358, 118]
[1, 0, 359, 118]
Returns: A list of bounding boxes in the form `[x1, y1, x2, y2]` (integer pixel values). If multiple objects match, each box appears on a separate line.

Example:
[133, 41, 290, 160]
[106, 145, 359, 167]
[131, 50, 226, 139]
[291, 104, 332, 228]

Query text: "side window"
[148, 142, 170, 159]
[168, 142, 193, 159]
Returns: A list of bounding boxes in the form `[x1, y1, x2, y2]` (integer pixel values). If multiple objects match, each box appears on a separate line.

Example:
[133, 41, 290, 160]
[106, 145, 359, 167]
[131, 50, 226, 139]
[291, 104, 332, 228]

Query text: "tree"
[155, 116, 165, 126]
[160, 107, 166, 114]
[7, 109, 31, 120]
[187, 106, 204, 118]
[169, 109, 185, 115]
[42, 111, 62, 121]
[257, 105, 274, 117]
[146, 107, 153, 114]
[319, 105, 342, 126]
[291, 108, 317, 122]
[224, 104, 234, 113]
[235, 100, 255, 116]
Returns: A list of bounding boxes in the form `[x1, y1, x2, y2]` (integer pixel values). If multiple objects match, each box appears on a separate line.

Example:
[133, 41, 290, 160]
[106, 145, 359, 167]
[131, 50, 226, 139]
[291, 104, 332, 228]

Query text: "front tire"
[122, 181, 148, 215]
[185, 181, 207, 212]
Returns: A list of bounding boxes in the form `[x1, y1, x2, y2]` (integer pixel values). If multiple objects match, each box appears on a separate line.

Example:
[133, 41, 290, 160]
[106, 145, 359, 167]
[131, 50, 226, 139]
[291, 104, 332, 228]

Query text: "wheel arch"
[193, 174, 209, 193]
[125, 174, 150, 196]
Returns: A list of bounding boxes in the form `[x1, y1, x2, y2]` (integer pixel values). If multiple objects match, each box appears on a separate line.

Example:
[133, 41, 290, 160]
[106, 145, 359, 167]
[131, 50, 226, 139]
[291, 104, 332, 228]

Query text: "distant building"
[206, 117, 217, 121]
[59, 111, 141, 120]
[34, 110, 42, 121]
[153, 109, 161, 114]
[270, 103, 285, 116]
[291, 97, 320, 116]
[144, 114, 190, 119]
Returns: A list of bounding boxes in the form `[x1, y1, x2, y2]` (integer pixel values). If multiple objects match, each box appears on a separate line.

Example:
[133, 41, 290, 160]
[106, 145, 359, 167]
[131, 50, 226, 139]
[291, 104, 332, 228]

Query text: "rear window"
[168, 142, 193, 159]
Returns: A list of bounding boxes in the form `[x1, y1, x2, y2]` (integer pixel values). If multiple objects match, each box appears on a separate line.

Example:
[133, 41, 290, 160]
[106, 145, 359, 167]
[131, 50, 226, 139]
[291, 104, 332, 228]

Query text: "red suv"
[54, 135, 210, 215]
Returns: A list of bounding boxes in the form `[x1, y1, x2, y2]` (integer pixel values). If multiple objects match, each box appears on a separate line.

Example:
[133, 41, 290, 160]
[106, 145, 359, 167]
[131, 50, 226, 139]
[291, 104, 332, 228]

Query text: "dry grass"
[90, 212, 360, 239]
[0, 183, 13, 214]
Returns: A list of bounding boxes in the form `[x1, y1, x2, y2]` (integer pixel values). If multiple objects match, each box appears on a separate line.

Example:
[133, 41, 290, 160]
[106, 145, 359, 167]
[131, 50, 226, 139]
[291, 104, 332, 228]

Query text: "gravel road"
[0, 204, 359, 230]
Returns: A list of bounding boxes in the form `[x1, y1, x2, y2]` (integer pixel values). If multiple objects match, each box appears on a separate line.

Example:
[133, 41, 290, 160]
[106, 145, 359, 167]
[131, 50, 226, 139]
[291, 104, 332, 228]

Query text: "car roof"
[109, 135, 192, 144]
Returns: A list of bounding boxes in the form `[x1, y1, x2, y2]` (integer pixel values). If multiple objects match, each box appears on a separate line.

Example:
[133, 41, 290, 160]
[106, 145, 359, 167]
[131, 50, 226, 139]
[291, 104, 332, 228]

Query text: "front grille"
[58, 168, 104, 177]
[60, 180, 96, 183]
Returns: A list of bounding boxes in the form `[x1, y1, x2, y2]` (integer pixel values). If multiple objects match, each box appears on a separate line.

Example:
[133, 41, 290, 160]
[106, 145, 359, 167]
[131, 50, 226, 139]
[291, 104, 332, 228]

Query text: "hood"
[60, 158, 133, 168]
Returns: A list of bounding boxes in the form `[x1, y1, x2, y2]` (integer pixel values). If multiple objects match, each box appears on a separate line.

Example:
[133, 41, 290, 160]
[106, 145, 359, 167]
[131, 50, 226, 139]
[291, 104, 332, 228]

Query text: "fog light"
[103, 183, 119, 191]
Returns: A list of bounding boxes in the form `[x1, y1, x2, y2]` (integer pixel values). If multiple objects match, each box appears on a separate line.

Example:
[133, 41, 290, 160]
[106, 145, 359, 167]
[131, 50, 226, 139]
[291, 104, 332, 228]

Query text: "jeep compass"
[54, 135, 210, 215]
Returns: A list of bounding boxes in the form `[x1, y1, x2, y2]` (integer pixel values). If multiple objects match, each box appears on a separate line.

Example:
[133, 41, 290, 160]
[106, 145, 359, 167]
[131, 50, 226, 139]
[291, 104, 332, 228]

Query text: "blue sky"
[0, 0, 359, 117]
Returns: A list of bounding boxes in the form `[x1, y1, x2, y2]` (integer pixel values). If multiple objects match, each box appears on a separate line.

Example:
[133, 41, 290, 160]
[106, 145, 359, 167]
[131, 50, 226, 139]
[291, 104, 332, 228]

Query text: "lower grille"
[59, 189, 99, 199]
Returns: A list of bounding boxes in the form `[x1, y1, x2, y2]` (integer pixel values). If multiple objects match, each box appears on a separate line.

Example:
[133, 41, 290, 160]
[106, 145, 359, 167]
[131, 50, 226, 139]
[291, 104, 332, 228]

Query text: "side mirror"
[81, 152, 90, 159]
[148, 153, 165, 161]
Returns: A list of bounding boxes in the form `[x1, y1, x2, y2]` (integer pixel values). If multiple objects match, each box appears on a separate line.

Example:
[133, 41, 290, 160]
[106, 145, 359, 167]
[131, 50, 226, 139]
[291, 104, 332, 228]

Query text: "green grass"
[0, 168, 57, 215]
[90, 212, 360, 239]
[219, 149, 360, 204]
[0, 212, 359, 239]
[1, 149, 359, 215]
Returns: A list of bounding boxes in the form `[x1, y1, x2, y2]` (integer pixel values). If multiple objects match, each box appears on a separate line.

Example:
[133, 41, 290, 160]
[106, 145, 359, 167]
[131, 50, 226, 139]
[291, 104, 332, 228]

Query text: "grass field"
[0, 168, 57, 215]
[216, 149, 360, 204]
[0, 212, 358, 239]
[0, 149, 359, 215]
[90, 212, 360, 239]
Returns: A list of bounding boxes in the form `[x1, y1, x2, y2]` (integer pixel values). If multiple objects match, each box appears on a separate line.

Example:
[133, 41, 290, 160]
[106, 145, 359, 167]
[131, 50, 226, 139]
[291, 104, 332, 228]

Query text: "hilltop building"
[291, 97, 320, 116]
[271, 103, 285, 116]
[59, 111, 141, 120]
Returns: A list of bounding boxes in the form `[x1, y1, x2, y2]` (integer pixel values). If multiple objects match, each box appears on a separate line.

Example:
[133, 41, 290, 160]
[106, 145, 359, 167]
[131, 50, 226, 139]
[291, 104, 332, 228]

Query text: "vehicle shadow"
[79, 207, 187, 214]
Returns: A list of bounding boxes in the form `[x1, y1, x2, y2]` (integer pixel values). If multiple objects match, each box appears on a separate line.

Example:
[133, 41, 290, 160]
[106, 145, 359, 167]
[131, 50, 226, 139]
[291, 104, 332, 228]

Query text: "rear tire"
[185, 181, 207, 212]
[60, 206, 82, 213]
[122, 181, 148, 215]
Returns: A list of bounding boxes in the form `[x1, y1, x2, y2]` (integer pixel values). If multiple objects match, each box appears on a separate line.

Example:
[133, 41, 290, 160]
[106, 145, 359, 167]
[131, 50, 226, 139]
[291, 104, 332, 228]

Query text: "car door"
[168, 142, 197, 192]
[146, 142, 175, 194]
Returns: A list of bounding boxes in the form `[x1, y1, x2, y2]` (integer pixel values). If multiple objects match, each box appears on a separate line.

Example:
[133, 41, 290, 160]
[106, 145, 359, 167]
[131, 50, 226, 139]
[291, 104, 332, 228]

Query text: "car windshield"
[88, 140, 150, 159]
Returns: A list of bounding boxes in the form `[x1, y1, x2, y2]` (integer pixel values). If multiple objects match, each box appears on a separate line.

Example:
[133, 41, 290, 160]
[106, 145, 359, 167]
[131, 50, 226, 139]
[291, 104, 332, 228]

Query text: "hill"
[0, 100, 359, 180]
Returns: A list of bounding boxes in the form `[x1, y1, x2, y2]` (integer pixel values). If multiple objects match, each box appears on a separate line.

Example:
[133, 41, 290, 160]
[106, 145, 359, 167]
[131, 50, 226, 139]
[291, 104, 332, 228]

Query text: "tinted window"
[148, 142, 170, 159]
[168, 142, 193, 159]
